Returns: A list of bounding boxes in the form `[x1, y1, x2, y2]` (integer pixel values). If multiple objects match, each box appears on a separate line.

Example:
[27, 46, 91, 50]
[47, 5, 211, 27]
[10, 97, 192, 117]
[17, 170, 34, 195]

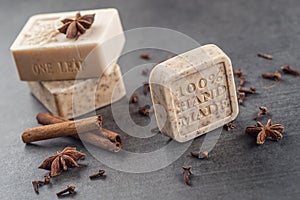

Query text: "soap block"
[149, 44, 239, 142]
[10, 8, 125, 81]
[28, 64, 126, 119]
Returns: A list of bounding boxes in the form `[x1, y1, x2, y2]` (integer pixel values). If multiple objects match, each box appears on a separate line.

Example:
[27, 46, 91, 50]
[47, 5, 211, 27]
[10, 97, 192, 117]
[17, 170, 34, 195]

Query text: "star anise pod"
[58, 12, 95, 39]
[245, 119, 285, 145]
[39, 147, 85, 176]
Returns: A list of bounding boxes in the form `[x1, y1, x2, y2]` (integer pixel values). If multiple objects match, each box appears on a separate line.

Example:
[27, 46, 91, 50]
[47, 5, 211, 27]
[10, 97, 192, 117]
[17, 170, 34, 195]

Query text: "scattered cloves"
[234, 69, 243, 77]
[254, 106, 268, 120]
[32, 175, 51, 194]
[191, 150, 209, 159]
[261, 71, 281, 81]
[182, 165, 193, 186]
[257, 53, 273, 60]
[281, 65, 300, 75]
[56, 185, 76, 197]
[138, 105, 153, 116]
[131, 92, 138, 103]
[140, 53, 150, 60]
[89, 169, 106, 179]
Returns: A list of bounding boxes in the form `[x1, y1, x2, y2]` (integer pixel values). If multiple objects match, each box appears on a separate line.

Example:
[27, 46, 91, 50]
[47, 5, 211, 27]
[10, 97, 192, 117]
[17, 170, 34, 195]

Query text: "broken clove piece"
[182, 165, 193, 186]
[239, 76, 246, 87]
[143, 82, 150, 95]
[191, 151, 209, 159]
[32, 175, 51, 194]
[281, 65, 300, 75]
[238, 87, 256, 94]
[140, 53, 150, 60]
[131, 92, 138, 103]
[261, 71, 281, 81]
[89, 169, 106, 179]
[56, 185, 76, 197]
[224, 121, 237, 131]
[234, 69, 243, 77]
[138, 105, 153, 116]
[238, 92, 246, 105]
[254, 106, 268, 120]
[257, 53, 273, 60]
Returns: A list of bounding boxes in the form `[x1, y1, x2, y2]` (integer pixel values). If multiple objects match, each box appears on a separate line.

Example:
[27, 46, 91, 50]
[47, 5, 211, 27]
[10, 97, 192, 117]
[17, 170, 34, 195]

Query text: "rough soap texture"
[10, 8, 125, 81]
[28, 64, 126, 119]
[149, 44, 239, 142]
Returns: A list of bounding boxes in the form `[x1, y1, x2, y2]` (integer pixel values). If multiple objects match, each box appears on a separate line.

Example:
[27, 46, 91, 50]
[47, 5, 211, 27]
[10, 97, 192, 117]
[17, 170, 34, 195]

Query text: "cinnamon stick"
[22, 116, 102, 143]
[36, 112, 66, 124]
[101, 128, 122, 144]
[77, 133, 121, 152]
[35, 112, 121, 152]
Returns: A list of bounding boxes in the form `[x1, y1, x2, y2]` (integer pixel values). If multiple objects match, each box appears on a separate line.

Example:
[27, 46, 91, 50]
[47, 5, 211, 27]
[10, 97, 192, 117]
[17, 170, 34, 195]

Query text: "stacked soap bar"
[10, 8, 125, 81]
[10, 8, 126, 118]
[150, 44, 239, 142]
[28, 64, 126, 119]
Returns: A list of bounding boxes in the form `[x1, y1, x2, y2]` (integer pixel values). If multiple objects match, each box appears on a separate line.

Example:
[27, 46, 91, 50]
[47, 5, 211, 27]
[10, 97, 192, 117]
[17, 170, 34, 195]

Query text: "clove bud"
[32, 175, 51, 194]
[238, 92, 246, 105]
[261, 71, 281, 81]
[257, 53, 273, 60]
[254, 106, 268, 120]
[191, 150, 209, 159]
[234, 69, 243, 77]
[56, 185, 76, 197]
[89, 169, 106, 179]
[182, 165, 193, 186]
[281, 65, 300, 75]
[140, 53, 150, 60]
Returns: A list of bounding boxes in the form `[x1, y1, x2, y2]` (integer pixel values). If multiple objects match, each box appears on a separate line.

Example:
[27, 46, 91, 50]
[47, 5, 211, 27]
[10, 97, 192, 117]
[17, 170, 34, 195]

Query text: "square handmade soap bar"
[28, 64, 126, 119]
[149, 44, 239, 142]
[10, 8, 125, 81]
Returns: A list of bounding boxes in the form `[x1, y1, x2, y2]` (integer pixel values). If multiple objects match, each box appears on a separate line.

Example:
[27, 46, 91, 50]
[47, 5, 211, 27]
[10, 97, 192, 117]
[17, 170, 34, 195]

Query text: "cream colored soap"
[28, 64, 126, 119]
[149, 44, 239, 142]
[11, 8, 125, 81]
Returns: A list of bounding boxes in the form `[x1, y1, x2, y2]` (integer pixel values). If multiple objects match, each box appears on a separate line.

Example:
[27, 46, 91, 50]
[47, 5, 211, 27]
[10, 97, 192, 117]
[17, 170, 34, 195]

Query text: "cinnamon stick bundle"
[22, 113, 122, 152]
[37, 112, 122, 151]
[22, 116, 102, 143]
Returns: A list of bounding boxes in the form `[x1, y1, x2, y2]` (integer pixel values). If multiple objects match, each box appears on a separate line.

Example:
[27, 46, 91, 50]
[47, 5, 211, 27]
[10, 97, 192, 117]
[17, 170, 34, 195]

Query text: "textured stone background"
[0, 0, 299, 199]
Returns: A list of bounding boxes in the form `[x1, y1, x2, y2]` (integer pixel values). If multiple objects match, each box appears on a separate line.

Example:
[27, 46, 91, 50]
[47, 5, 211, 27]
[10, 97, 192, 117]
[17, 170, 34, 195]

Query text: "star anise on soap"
[39, 147, 85, 176]
[245, 119, 285, 145]
[58, 12, 95, 39]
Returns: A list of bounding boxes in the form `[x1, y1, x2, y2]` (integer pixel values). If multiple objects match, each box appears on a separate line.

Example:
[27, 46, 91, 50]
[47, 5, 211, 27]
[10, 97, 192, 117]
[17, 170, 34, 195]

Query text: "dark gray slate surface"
[0, 0, 300, 199]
